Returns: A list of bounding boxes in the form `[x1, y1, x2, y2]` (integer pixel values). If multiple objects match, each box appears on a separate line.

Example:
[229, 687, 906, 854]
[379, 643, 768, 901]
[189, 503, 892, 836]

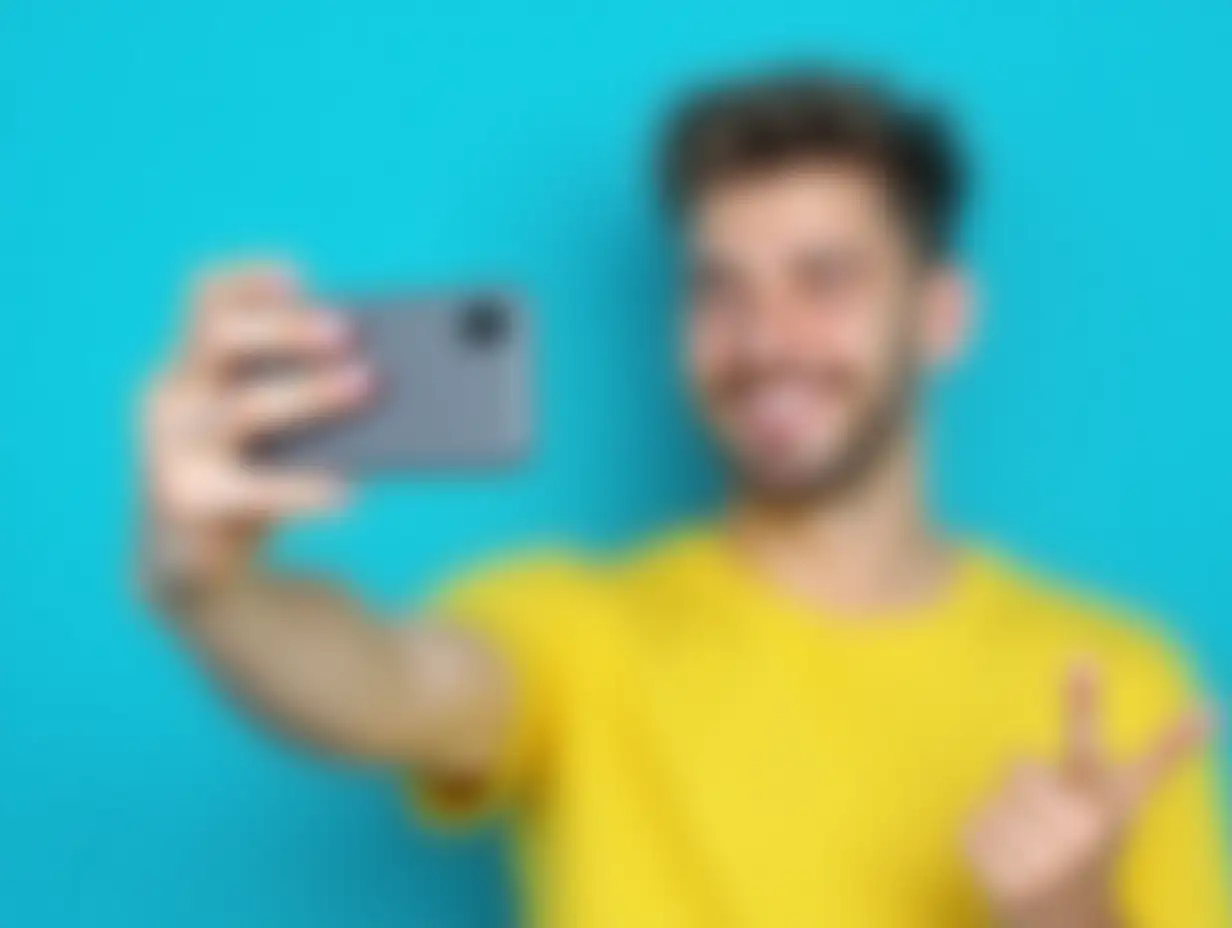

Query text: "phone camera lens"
[459, 298, 508, 348]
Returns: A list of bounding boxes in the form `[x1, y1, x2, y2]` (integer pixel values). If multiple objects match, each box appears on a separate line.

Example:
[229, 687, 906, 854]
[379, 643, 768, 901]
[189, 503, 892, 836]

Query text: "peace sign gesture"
[966, 661, 1213, 927]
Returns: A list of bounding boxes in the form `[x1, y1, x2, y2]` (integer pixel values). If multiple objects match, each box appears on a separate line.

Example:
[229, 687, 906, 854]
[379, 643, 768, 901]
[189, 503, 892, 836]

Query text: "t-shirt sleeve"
[405, 552, 591, 827]
[1117, 638, 1231, 926]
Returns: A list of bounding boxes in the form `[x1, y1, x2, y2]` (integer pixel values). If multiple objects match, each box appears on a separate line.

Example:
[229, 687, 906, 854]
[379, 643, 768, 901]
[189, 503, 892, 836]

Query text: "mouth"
[729, 378, 829, 445]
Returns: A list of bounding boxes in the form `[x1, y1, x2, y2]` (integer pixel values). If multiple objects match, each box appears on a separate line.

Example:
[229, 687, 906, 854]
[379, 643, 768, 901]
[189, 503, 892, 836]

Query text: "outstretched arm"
[141, 260, 510, 778]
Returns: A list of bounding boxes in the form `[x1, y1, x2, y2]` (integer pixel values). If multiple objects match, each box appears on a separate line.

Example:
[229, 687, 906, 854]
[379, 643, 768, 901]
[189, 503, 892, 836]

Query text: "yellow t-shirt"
[417, 530, 1229, 927]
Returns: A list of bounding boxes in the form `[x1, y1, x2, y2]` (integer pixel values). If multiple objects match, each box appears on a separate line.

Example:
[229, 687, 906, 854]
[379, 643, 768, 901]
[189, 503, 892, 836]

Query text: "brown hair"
[660, 67, 965, 256]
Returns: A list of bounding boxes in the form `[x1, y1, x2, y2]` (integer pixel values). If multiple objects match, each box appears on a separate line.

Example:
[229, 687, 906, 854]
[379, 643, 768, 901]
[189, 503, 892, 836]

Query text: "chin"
[722, 394, 912, 506]
[736, 454, 853, 505]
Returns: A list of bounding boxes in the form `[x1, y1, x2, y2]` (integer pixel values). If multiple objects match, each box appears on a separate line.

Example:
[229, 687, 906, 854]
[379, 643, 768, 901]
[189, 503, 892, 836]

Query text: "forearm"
[138, 261, 508, 769]
[141, 486, 415, 752]
[143, 519, 508, 773]
[158, 565, 419, 761]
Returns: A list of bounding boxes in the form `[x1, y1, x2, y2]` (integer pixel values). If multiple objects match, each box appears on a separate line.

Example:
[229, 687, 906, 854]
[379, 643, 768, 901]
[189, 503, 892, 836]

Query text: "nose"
[737, 300, 797, 367]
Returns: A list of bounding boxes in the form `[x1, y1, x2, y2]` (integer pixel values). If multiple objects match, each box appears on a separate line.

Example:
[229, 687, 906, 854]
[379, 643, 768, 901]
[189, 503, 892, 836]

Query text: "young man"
[141, 70, 1229, 926]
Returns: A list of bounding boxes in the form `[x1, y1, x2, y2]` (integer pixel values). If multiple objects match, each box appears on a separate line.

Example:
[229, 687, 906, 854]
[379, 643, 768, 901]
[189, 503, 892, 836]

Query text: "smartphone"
[251, 290, 531, 472]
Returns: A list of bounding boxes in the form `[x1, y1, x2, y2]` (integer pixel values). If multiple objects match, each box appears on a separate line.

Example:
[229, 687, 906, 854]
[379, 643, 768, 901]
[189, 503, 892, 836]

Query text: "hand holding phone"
[141, 261, 531, 592]
[253, 290, 531, 472]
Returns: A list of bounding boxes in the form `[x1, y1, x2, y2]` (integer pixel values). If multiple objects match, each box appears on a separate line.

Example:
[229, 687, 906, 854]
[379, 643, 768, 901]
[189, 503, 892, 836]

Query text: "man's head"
[662, 69, 970, 503]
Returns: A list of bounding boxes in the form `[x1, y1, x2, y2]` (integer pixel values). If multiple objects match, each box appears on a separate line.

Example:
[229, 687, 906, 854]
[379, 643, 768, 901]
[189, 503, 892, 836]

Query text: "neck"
[726, 430, 952, 615]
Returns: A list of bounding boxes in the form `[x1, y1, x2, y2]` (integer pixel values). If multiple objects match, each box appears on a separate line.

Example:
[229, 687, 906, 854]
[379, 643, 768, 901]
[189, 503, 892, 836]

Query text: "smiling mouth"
[728, 378, 838, 442]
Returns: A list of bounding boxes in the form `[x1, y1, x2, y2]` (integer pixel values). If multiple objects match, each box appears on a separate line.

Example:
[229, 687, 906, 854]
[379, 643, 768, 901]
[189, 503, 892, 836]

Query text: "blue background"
[2, 1, 1230, 925]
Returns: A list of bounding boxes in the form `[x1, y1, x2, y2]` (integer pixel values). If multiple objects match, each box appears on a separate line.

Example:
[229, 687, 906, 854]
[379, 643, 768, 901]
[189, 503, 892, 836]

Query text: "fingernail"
[337, 364, 373, 399]
[312, 313, 353, 349]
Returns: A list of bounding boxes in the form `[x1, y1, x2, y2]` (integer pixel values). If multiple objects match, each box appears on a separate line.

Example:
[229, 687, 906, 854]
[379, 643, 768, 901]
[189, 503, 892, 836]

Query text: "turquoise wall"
[2, 1, 1229, 924]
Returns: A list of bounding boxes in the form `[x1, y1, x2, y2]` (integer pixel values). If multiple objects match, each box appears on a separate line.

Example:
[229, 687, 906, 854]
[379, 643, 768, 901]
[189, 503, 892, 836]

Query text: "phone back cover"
[254, 294, 531, 472]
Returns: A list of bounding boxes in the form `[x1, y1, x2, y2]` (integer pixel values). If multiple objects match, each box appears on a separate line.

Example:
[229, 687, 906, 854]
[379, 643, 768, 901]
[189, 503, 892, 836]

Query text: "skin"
[144, 264, 510, 777]
[141, 164, 1208, 926]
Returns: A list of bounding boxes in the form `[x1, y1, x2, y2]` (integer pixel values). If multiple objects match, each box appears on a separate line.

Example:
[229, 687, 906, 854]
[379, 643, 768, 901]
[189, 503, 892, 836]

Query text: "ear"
[920, 264, 974, 369]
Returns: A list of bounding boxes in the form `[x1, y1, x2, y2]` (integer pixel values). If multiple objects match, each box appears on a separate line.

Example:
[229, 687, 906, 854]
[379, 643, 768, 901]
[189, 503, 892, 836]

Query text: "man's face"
[684, 164, 966, 501]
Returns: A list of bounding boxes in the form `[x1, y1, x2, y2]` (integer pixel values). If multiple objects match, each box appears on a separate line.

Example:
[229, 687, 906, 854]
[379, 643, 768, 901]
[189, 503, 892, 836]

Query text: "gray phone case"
[252, 292, 531, 472]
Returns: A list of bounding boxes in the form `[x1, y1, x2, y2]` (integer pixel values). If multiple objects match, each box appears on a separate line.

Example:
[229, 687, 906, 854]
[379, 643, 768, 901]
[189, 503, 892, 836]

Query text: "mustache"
[712, 364, 858, 402]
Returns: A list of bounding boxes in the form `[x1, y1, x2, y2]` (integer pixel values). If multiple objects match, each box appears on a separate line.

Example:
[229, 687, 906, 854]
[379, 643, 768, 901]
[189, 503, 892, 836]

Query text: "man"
[141, 69, 1229, 926]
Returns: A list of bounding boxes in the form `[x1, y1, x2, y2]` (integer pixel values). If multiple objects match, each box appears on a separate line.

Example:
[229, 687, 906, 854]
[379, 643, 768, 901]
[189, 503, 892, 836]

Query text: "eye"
[689, 258, 745, 315]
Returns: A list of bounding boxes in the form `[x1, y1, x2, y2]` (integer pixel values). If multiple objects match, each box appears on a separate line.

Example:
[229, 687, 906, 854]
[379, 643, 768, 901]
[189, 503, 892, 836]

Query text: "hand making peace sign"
[966, 661, 1213, 927]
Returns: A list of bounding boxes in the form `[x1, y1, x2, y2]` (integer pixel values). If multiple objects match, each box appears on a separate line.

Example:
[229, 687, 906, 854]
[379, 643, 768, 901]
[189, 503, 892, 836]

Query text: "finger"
[1062, 658, 1105, 780]
[226, 362, 373, 439]
[184, 261, 350, 374]
[227, 470, 349, 518]
[1012, 768, 1101, 854]
[192, 305, 354, 375]
[1119, 707, 1214, 811]
[145, 372, 230, 457]
[193, 259, 300, 318]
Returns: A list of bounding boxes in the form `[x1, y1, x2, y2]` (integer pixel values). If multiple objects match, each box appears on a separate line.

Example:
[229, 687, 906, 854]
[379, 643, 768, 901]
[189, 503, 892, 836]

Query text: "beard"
[718, 348, 920, 508]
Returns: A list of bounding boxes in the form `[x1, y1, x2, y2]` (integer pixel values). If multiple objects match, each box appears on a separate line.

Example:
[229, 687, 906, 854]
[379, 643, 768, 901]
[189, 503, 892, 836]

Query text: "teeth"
[744, 385, 809, 429]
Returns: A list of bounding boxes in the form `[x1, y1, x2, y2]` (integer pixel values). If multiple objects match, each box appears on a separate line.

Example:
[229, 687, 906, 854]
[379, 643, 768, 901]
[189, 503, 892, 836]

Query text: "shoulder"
[975, 548, 1201, 708]
[429, 526, 719, 630]
[430, 544, 613, 620]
